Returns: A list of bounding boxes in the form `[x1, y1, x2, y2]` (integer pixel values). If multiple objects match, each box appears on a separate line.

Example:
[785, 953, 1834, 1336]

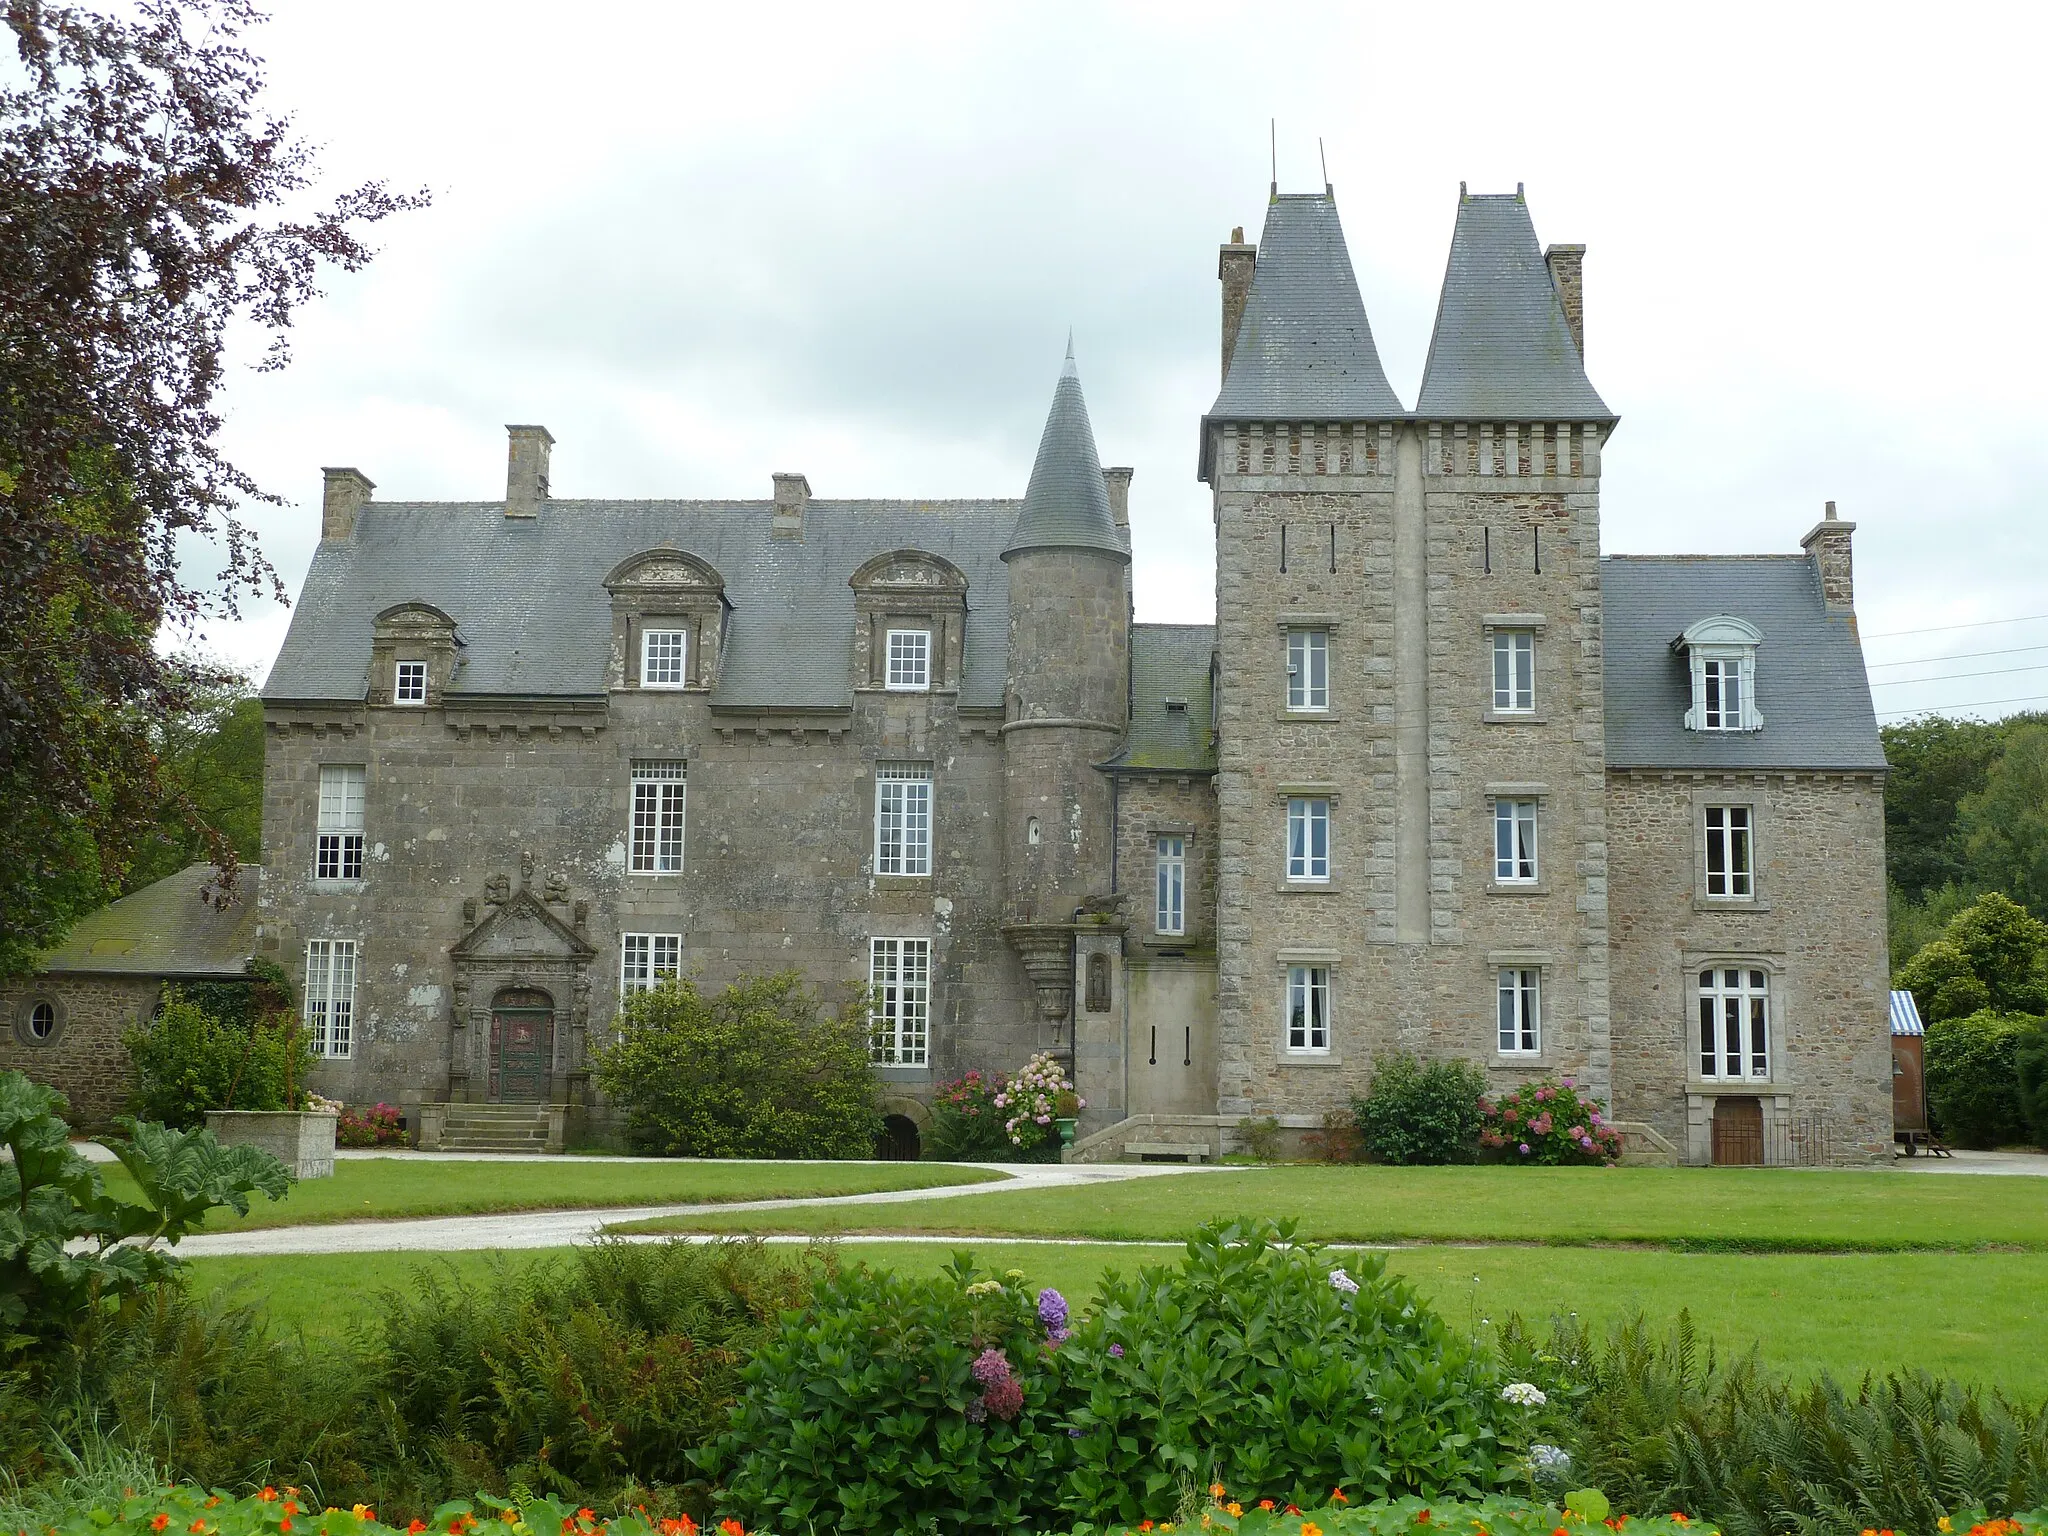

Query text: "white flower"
[1530, 1444, 1571, 1472]
[1329, 1268, 1360, 1296]
[1501, 1381, 1547, 1408]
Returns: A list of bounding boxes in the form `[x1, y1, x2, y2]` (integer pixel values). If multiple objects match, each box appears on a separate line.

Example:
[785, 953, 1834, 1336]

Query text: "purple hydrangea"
[1108, 1343, 1124, 1358]
[1519, 1143, 1532, 1155]
[972, 1347, 1012, 1387]
[1038, 1288, 1069, 1331]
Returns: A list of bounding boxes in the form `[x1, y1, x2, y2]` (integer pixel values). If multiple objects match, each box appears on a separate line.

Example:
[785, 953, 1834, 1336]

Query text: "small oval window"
[26, 1001, 56, 1043]
[1027, 817, 1041, 845]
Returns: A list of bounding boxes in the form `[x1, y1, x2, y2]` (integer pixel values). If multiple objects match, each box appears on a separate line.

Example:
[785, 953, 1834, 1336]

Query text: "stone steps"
[417, 1102, 564, 1154]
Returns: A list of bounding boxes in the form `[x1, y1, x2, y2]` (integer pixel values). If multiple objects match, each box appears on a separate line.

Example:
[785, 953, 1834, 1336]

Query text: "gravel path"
[172, 1160, 1250, 1258]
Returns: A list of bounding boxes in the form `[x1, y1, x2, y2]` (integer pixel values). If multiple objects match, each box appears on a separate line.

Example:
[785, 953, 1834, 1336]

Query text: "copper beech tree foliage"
[0, 0, 424, 978]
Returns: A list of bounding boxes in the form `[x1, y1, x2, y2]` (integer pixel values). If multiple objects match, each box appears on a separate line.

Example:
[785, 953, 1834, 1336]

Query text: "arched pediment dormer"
[1673, 614, 1763, 733]
[603, 548, 729, 694]
[849, 549, 969, 695]
[369, 602, 463, 708]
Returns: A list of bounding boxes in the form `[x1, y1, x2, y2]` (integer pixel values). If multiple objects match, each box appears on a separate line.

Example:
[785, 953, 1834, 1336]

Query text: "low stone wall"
[205, 1109, 338, 1178]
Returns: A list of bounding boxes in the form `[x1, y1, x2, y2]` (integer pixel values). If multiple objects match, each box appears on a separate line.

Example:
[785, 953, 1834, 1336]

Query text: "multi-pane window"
[1155, 835, 1186, 935]
[1699, 967, 1771, 1080]
[1286, 965, 1330, 1053]
[876, 763, 932, 876]
[620, 933, 682, 996]
[1286, 797, 1330, 882]
[394, 660, 427, 705]
[629, 760, 687, 874]
[1494, 799, 1538, 884]
[304, 939, 357, 1058]
[1700, 657, 1746, 731]
[1704, 806, 1754, 899]
[1492, 631, 1534, 713]
[1286, 628, 1329, 711]
[315, 764, 366, 881]
[641, 628, 688, 689]
[886, 629, 931, 691]
[869, 937, 930, 1064]
[1497, 968, 1541, 1054]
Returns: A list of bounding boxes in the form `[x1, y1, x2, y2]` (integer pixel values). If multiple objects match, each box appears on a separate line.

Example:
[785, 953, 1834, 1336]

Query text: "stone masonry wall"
[0, 974, 159, 1127]
[1113, 775, 1219, 950]
[1606, 771, 1893, 1164]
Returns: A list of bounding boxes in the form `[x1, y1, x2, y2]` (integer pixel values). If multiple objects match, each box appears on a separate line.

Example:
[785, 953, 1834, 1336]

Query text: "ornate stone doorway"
[489, 988, 555, 1103]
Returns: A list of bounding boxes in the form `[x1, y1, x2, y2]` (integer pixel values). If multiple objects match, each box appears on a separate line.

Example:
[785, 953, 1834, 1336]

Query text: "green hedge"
[1925, 1010, 2047, 1147]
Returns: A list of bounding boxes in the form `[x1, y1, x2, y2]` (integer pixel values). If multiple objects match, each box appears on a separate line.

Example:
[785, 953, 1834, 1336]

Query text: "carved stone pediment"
[604, 548, 727, 596]
[450, 888, 596, 963]
[850, 549, 969, 594]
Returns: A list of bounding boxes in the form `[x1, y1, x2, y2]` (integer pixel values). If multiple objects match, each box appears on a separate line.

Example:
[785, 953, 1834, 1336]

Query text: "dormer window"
[1676, 616, 1763, 733]
[886, 628, 930, 691]
[394, 660, 427, 705]
[641, 628, 688, 689]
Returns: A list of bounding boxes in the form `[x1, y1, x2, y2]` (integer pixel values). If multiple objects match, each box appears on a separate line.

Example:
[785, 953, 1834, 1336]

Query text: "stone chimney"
[321, 467, 374, 541]
[771, 472, 811, 540]
[505, 425, 554, 518]
[1219, 226, 1257, 382]
[1801, 500, 1857, 611]
[1545, 243, 1586, 358]
[1101, 466, 1133, 529]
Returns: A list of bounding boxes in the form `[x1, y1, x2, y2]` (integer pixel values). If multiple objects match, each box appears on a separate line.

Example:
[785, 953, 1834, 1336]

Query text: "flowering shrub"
[926, 1069, 1016, 1160]
[1058, 1488, 1741, 1535]
[1351, 1054, 1488, 1164]
[1479, 1078, 1623, 1165]
[997, 1051, 1084, 1152]
[25, 1487, 762, 1536]
[335, 1101, 405, 1147]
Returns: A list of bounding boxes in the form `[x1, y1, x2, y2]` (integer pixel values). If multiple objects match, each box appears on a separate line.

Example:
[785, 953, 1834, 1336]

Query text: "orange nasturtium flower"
[259, 1491, 278, 1505]
[1259, 1501, 1275, 1512]
[1333, 1491, 1351, 1507]
[1303, 1524, 1325, 1536]
[1227, 1505, 1242, 1518]
[1211, 1485, 1228, 1500]
[407, 1522, 427, 1534]
[718, 1523, 746, 1536]
[150, 1516, 169, 1532]
[280, 1523, 294, 1534]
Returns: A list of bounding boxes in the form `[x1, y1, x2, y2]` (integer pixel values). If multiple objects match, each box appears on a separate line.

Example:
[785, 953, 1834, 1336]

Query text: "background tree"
[1896, 891, 2048, 1024]
[0, 0, 423, 980]
[121, 668, 264, 893]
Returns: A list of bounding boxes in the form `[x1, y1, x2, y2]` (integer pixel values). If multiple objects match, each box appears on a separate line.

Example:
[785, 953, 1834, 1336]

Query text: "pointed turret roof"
[1415, 190, 1612, 420]
[1002, 345, 1128, 562]
[1209, 192, 1405, 417]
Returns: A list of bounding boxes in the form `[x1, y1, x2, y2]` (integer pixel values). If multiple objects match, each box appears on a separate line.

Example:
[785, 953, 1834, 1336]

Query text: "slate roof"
[1003, 349, 1127, 561]
[1415, 191, 1612, 421]
[1204, 193, 1405, 445]
[264, 499, 1019, 710]
[1602, 555, 1886, 772]
[34, 864, 262, 978]
[1105, 624, 1217, 773]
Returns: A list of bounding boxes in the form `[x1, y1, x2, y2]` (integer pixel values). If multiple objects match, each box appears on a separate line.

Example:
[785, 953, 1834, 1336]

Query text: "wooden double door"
[1711, 1096, 1764, 1166]
[489, 988, 555, 1103]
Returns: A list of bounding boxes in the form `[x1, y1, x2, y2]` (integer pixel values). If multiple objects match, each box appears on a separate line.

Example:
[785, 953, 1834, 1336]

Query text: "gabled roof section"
[33, 864, 261, 978]
[1603, 555, 1885, 772]
[1003, 348, 1127, 562]
[1415, 190, 1612, 421]
[1207, 192, 1406, 433]
[1103, 624, 1217, 774]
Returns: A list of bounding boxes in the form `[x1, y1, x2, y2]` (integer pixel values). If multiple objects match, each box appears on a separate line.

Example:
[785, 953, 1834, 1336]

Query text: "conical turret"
[1003, 345, 1128, 563]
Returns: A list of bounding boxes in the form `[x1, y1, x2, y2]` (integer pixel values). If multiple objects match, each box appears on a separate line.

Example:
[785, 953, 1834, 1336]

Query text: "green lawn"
[610, 1164, 2048, 1252]
[184, 1239, 2048, 1399]
[104, 1157, 1006, 1230]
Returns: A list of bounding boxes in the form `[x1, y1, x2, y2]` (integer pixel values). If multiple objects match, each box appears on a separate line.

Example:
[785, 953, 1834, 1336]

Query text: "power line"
[1876, 692, 2048, 719]
[1868, 641, 2048, 670]
[1870, 662, 2048, 688]
[1862, 612, 2048, 641]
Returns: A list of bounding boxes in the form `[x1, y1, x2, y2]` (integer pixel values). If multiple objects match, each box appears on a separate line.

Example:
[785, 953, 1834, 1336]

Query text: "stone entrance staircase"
[416, 1102, 565, 1154]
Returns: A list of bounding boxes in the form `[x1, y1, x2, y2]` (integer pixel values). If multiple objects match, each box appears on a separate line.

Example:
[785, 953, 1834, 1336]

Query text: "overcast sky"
[184, 0, 2048, 724]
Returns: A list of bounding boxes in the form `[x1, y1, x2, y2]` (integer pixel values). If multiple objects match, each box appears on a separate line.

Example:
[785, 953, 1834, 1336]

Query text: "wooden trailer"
[1891, 989, 1947, 1155]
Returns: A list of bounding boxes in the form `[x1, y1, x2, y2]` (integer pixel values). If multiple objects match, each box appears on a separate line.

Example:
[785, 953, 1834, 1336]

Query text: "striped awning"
[1890, 990, 1926, 1037]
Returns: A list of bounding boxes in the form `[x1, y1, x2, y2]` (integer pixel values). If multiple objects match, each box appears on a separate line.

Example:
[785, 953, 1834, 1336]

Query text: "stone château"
[1, 182, 1893, 1165]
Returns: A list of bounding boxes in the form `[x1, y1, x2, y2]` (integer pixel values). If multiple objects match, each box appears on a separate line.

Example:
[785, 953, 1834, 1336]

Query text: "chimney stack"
[1219, 226, 1257, 382]
[321, 467, 374, 541]
[1101, 466, 1133, 529]
[771, 472, 811, 540]
[505, 425, 554, 517]
[1801, 500, 1857, 612]
[1545, 243, 1586, 358]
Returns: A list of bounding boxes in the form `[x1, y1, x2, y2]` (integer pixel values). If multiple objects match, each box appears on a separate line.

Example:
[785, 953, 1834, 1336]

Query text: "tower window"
[1286, 798, 1330, 882]
[886, 629, 931, 691]
[1494, 799, 1538, 884]
[1286, 965, 1331, 1053]
[1705, 806, 1754, 899]
[315, 764, 366, 881]
[1497, 968, 1541, 1054]
[1286, 628, 1329, 712]
[1491, 631, 1534, 713]
[1156, 835, 1185, 936]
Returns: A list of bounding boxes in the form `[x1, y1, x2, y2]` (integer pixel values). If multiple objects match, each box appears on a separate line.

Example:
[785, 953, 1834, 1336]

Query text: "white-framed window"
[641, 627, 688, 689]
[1678, 617, 1763, 733]
[629, 759, 686, 874]
[1286, 797, 1330, 882]
[886, 628, 931, 691]
[303, 939, 357, 1058]
[1494, 799, 1538, 884]
[869, 936, 930, 1065]
[1156, 835, 1186, 936]
[394, 660, 427, 705]
[315, 764, 366, 881]
[620, 933, 682, 995]
[1286, 628, 1329, 712]
[1704, 806, 1754, 899]
[1492, 631, 1534, 713]
[1699, 966, 1771, 1080]
[1286, 965, 1331, 1053]
[1497, 967, 1541, 1054]
[875, 762, 932, 877]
